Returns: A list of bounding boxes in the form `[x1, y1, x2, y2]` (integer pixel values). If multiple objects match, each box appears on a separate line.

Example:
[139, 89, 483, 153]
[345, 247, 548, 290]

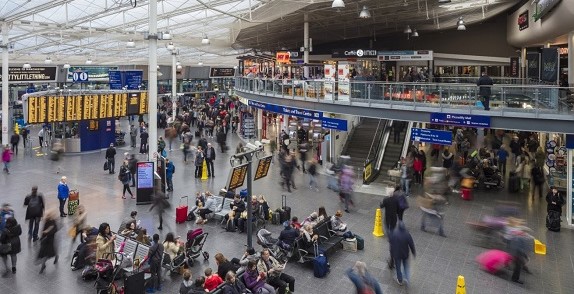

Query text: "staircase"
[342, 118, 384, 169]
[372, 123, 408, 185]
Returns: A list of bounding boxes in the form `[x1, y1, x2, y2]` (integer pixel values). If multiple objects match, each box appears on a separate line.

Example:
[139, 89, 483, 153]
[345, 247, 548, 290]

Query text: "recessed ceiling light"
[201, 36, 210, 45]
[22, 63, 31, 69]
[359, 6, 371, 18]
[332, 0, 345, 9]
[63, 63, 71, 69]
[44, 57, 52, 64]
[126, 39, 135, 48]
[85, 59, 93, 64]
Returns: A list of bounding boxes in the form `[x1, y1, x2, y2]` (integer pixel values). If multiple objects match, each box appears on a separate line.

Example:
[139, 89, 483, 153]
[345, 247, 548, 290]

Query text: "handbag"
[103, 161, 109, 171]
[0, 243, 11, 255]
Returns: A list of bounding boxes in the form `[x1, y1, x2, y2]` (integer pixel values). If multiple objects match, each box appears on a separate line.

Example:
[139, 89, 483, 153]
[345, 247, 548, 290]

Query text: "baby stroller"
[185, 228, 210, 266]
[94, 253, 123, 294]
[256, 229, 289, 262]
[478, 165, 504, 189]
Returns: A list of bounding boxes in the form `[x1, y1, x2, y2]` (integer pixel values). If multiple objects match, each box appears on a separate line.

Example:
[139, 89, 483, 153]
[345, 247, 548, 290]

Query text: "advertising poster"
[323, 64, 336, 101]
[509, 57, 519, 78]
[541, 48, 559, 83]
[337, 62, 350, 101]
[526, 52, 540, 80]
[136, 161, 154, 204]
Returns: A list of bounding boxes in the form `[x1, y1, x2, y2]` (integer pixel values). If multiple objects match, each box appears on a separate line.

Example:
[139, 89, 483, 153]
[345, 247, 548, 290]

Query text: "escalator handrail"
[365, 119, 383, 163]
[401, 122, 415, 159]
[374, 120, 393, 171]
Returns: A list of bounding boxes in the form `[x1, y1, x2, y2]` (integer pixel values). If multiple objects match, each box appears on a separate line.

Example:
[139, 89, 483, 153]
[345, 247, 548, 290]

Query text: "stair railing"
[363, 119, 390, 183]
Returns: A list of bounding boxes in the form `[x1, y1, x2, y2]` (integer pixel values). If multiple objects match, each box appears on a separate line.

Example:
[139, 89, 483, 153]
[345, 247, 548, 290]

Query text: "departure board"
[26, 92, 148, 124]
[254, 156, 273, 181]
[227, 163, 249, 190]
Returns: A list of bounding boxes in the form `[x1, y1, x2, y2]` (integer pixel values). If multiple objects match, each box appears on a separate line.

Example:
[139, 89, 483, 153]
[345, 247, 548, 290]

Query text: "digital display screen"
[254, 156, 273, 181]
[137, 162, 154, 189]
[227, 163, 249, 190]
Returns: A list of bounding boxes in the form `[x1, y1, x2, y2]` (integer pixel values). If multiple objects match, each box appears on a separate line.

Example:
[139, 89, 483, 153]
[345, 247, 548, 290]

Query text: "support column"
[148, 0, 158, 159]
[171, 52, 177, 121]
[521, 47, 527, 81]
[2, 23, 9, 145]
[568, 32, 574, 86]
[303, 13, 310, 79]
[256, 108, 263, 140]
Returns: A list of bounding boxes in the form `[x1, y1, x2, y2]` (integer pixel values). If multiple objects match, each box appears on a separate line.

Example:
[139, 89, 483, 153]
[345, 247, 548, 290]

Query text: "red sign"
[276, 52, 290, 63]
[518, 10, 529, 31]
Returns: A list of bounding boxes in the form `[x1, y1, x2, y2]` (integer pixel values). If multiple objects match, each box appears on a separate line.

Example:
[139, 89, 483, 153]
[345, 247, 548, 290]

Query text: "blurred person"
[339, 165, 355, 213]
[418, 193, 447, 237]
[0, 217, 22, 276]
[69, 204, 87, 249]
[308, 159, 319, 191]
[346, 261, 383, 294]
[413, 156, 423, 184]
[508, 230, 530, 284]
[149, 186, 170, 230]
[390, 222, 416, 286]
[119, 161, 134, 199]
[24, 186, 45, 241]
[531, 165, 545, 199]
[38, 210, 59, 274]
[136, 228, 151, 246]
[0, 204, 15, 231]
[2, 145, 12, 174]
[128, 154, 137, 187]
[399, 158, 413, 197]
[496, 145, 509, 176]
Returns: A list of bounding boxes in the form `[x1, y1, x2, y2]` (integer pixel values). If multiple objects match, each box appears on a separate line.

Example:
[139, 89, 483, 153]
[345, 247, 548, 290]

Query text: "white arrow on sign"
[72, 71, 89, 82]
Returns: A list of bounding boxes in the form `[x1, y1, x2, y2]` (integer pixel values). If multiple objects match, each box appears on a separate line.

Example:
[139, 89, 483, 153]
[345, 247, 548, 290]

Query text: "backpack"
[118, 167, 129, 182]
[398, 195, 409, 210]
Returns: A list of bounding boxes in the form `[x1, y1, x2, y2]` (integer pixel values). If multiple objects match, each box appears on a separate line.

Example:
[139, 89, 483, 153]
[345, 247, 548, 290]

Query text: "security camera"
[254, 141, 262, 148]
[245, 143, 258, 150]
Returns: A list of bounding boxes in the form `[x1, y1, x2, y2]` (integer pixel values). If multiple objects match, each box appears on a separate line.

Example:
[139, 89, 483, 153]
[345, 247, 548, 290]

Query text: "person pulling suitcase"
[546, 186, 564, 232]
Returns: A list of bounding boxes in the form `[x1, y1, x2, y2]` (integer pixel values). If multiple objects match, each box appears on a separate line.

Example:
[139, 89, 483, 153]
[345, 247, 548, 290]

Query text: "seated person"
[120, 221, 138, 239]
[215, 253, 239, 279]
[118, 211, 140, 234]
[71, 235, 97, 270]
[224, 195, 246, 229]
[222, 271, 249, 294]
[197, 194, 217, 224]
[204, 267, 224, 291]
[317, 206, 328, 222]
[180, 269, 194, 294]
[299, 224, 320, 255]
[290, 217, 302, 230]
[256, 249, 295, 294]
[244, 260, 276, 294]
[330, 210, 347, 232]
[258, 195, 270, 221]
[136, 228, 151, 245]
[225, 188, 236, 199]
[191, 277, 207, 294]
[238, 247, 260, 268]
[301, 212, 319, 228]
[193, 192, 206, 212]
[162, 232, 182, 262]
[277, 222, 299, 250]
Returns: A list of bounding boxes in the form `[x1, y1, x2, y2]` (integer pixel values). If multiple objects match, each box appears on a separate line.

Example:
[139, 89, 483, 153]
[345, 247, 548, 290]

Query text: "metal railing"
[235, 77, 574, 119]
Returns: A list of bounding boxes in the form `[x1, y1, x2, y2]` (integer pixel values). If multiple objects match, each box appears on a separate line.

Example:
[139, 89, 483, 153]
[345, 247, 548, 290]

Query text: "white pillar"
[568, 32, 574, 86]
[521, 47, 527, 81]
[171, 52, 177, 121]
[2, 23, 9, 144]
[303, 13, 309, 79]
[148, 0, 158, 159]
[256, 108, 263, 140]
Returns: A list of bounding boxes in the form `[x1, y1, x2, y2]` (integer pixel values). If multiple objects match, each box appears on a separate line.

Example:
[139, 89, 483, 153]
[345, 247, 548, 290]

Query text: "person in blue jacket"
[57, 176, 70, 217]
[165, 158, 175, 192]
[346, 261, 382, 294]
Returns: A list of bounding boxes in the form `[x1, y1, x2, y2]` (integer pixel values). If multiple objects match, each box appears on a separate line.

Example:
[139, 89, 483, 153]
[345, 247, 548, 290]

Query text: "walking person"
[38, 128, 45, 148]
[205, 143, 216, 177]
[23, 186, 45, 242]
[128, 154, 137, 187]
[140, 128, 149, 154]
[149, 187, 169, 231]
[105, 143, 116, 174]
[21, 127, 28, 148]
[37, 210, 59, 274]
[339, 165, 355, 213]
[195, 146, 205, 178]
[2, 145, 12, 174]
[531, 165, 545, 199]
[508, 230, 530, 284]
[146, 234, 164, 293]
[390, 222, 416, 286]
[57, 176, 69, 217]
[477, 72, 493, 111]
[0, 217, 21, 277]
[10, 133, 20, 155]
[380, 186, 403, 269]
[69, 204, 87, 250]
[119, 161, 134, 199]
[346, 261, 383, 294]
[129, 124, 138, 148]
[165, 158, 175, 192]
[308, 159, 319, 191]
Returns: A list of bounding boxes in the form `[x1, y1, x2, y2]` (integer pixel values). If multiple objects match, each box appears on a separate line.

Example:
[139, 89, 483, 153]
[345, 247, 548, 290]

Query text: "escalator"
[371, 121, 411, 185]
[341, 118, 385, 169]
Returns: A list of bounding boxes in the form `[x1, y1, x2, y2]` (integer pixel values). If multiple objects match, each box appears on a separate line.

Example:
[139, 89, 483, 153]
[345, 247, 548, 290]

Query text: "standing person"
[393, 121, 404, 144]
[128, 154, 137, 187]
[346, 261, 383, 294]
[119, 161, 134, 199]
[2, 145, 12, 174]
[390, 222, 416, 286]
[38, 210, 59, 274]
[460, 138, 471, 165]
[147, 234, 164, 293]
[57, 176, 69, 217]
[140, 128, 149, 154]
[441, 148, 454, 169]
[497, 145, 509, 176]
[24, 186, 45, 241]
[165, 158, 175, 192]
[129, 124, 138, 148]
[531, 165, 545, 199]
[195, 146, 205, 179]
[10, 133, 20, 155]
[477, 72, 493, 110]
[0, 217, 21, 277]
[205, 143, 216, 178]
[105, 143, 116, 174]
[149, 187, 169, 230]
[546, 186, 565, 231]
[21, 127, 28, 148]
[413, 156, 423, 184]
[299, 143, 308, 173]
[400, 159, 413, 197]
[157, 137, 166, 155]
[38, 127, 45, 148]
[339, 165, 355, 213]
[256, 249, 295, 294]
[308, 159, 319, 191]
[216, 128, 227, 153]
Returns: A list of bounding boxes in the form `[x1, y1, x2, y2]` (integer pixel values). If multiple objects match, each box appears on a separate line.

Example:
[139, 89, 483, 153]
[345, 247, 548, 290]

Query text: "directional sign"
[72, 71, 89, 82]
[321, 117, 348, 131]
[430, 112, 490, 128]
[254, 156, 273, 181]
[411, 128, 452, 146]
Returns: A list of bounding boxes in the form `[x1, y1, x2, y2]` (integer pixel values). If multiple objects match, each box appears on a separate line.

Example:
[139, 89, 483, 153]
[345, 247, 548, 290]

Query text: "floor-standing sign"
[324, 64, 336, 101]
[337, 62, 350, 101]
[136, 161, 154, 205]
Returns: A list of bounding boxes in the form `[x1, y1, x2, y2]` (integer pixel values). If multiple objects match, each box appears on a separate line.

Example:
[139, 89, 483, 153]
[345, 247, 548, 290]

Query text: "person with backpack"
[390, 222, 416, 286]
[119, 161, 134, 199]
[147, 234, 165, 293]
[24, 186, 45, 242]
[0, 217, 22, 277]
[346, 261, 383, 294]
[165, 158, 175, 192]
[531, 166, 545, 199]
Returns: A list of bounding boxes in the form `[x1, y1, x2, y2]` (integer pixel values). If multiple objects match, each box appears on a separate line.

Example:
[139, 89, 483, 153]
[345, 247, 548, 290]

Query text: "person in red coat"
[413, 156, 423, 184]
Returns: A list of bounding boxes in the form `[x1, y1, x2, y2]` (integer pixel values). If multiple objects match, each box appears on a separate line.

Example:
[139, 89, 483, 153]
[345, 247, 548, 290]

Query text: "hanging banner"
[509, 57, 520, 78]
[526, 52, 540, 80]
[540, 48, 559, 83]
[323, 64, 336, 101]
[337, 62, 350, 101]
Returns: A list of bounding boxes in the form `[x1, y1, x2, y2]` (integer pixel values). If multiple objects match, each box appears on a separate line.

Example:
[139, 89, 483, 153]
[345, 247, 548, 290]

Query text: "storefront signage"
[247, 100, 322, 119]
[509, 57, 520, 78]
[518, 10, 529, 30]
[541, 48, 559, 82]
[411, 128, 452, 146]
[377, 50, 433, 61]
[209, 67, 236, 78]
[276, 52, 291, 63]
[323, 64, 336, 101]
[527, 52, 540, 80]
[254, 156, 273, 181]
[66, 66, 118, 81]
[430, 112, 491, 128]
[332, 49, 378, 59]
[25, 92, 148, 124]
[337, 62, 350, 101]
[321, 117, 348, 131]
[0, 67, 57, 83]
[533, 0, 562, 21]
[227, 163, 249, 190]
[109, 70, 144, 90]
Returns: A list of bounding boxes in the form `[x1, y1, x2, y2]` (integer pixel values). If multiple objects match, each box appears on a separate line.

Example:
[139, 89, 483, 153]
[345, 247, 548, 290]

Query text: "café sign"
[332, 49, 377, 58]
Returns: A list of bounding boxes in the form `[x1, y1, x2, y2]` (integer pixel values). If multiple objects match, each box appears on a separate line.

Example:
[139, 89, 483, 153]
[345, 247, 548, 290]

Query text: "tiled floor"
[0, 119, 572, 294]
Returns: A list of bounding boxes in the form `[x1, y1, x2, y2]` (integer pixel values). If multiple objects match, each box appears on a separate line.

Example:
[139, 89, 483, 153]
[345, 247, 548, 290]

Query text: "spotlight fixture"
[63, 63, 71, 69]
[176, 61, 181, 66]
[201, 35, 210, 45]
[162, 31, 171, 40]
[438, 0, 451, 3]
[198, 61, 204, 66]
[44, 57, 52, 64]
[126, 39, 135, 48]
[412, 30, 419, 37]
[176, 64, 182, 70]
[404, 25, 412, 34]
[331, 0, 345, 9]
[359, 6, 371, 18]
[166, 42, 175, 50]
[85, 59, 93, 65]
[22, 63, 31, 69]
[457, 17, 466, 31]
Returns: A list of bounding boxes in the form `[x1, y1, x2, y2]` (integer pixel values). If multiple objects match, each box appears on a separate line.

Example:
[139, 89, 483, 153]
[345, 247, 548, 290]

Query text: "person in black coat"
[205, 143, 216, 177]
[380, 186, 402, 269]
[140, 129, 149, 154]
[24, 186, 45, 241]
[389, 222, 416, 286]
[546, 187, 564, 216]
[215, 253, 238, 279]
[222, 271, 248, 294]
[127, 154, 137, 187]
[10, 133, 20, 155]
[0, 217, 22, 277]
[477, 72, 493, 110]
[38, 211, 58, 274]
[105, 143, 117, 174]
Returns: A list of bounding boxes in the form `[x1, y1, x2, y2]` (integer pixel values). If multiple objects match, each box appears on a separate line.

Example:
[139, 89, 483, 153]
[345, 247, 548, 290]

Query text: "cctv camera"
[245, 143, 258, 150]
[254, 141, 262, 148]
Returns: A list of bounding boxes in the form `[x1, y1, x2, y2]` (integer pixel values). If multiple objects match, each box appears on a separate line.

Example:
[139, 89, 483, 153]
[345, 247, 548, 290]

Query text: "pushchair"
[256, 229, 289, 262]
[185, 229, 210, 266]
[94, 253, 123, 294]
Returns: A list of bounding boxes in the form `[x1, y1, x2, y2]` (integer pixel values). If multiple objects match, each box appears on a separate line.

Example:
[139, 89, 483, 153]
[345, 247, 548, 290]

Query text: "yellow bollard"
[201, 159, 208, 180]
[14, 123, 20, 135]
[372, 208, 384, 237]
[456, 275, 466, 294]
[534, 239, 546, 255]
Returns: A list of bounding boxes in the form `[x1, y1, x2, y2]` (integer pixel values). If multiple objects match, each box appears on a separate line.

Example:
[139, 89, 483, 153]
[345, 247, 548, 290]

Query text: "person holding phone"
[95, 222, 115, 261]
[244, 260, 276, 294]
[256, 249, 295, 294]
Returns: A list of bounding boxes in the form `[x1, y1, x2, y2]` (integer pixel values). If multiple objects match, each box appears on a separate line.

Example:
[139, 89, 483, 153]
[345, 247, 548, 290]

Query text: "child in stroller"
[256, 229, 289, 262]
[185, 228, 210, 266]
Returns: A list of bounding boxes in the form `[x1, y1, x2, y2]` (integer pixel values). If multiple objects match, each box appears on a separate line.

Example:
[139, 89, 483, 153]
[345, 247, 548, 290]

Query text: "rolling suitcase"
[508, 172, 520, 193]
[461, 188, 472, 201]
[68, 189, 80, 215]
[355, 234, 365, 250]
[279, 195, 291, 223]
[313, 243, 329, 278]
[176, 196, 189, 224]
[546, 210, 561, 232]
[271, 211, 281, 225]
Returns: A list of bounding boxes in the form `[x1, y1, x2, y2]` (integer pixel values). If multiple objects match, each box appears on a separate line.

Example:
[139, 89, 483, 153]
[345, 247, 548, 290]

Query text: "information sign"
[321, 117, 348, 131]
[247, 100, 322, 119]
[136, 161, 154, 205]
[209, 68, 236, 78]
[410, 128, 452, 145]
[430, 112, 491, 128]
[227, 163, 249, 190]
[254, 156, 273, 181]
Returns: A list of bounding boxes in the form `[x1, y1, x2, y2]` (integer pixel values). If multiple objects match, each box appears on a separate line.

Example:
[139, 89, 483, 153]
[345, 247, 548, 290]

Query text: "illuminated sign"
[518, 10, 529, 31]
[332, 49, 378, 58]
[209, 68, 236, 78]
[254, 156, 273, 181]
[227, 163, 249, 190]
[276, 52, 291, 63]
[0, 67, 57, 83]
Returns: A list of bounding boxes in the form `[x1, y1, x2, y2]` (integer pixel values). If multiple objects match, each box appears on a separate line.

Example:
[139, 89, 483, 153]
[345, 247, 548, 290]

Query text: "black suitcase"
[546, 210, 561, 232]
[508, 172, 520, 193]
[279, 195, 291, 224]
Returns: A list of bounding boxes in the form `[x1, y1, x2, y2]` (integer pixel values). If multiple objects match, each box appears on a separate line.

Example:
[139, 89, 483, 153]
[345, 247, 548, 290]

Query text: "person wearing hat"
[57, 176, 70, 217]
[205, 143, 216, 178]
[105, 143, 116, 174]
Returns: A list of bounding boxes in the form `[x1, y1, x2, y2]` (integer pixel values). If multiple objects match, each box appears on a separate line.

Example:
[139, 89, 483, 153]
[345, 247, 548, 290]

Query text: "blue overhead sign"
[109, 70, 143, 90]
[321, 117, 348, 131]
[411, 128, 452, 146]
[430, 112, 491, 128]
[248, 100, 322, 119]
[72, 71, 89, 83]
